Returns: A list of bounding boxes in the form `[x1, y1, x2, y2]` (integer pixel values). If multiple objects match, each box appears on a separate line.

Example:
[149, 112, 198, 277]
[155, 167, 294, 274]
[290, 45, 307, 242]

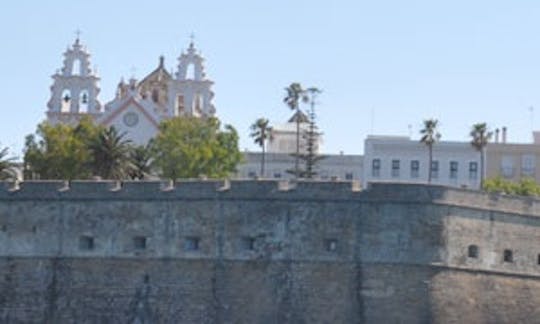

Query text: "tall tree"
[88, 126, 132, 180]
[470, 122, 492, 187]
[283, 83, 308, 178]
[128, 143, 154, 180]
[153, 116, 242, 179]
[299, 87, 324, 179]
[420, 119, 441, 183]
[249, 118, 272, 177]
[0, 146, 16, 180]
[23, 117, 101, 180]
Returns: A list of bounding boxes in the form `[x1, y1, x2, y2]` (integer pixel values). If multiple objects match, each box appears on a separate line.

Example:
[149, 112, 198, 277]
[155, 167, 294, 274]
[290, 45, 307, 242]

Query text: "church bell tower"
[168, 40, 215, 117]
[46, 35, 102, 125]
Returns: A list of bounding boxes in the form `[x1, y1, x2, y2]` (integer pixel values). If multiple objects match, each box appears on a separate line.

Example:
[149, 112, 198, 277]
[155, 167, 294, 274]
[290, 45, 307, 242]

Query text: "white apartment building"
[236, 152, 363, 181]
[363, 136, 481, 189]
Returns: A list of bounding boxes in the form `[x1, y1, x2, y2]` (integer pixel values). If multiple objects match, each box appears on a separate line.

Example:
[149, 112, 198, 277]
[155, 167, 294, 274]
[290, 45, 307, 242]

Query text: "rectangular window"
[410, 160, 420, 178]
[391, 159, 400, 178]
[241, 237, 256, 251]
[503, 249, 513, 263]
[468, 245, 479, 258]
[248, 171, 257, 178]
[273, 172, 281, 179]
[325, 239, 338, 252]
[431, 161, 439, 179]
[522, 154, 535, 176]
[345, 172, 354, 180]
[79, 235, 95, 251]
[372, 159, 381, 177]
[133, 236, 147, 250]
[184, 237, 200, 251]
[469, 162, 478, 180]
[501, 156, 514, 178]
[450, 161, 458, 179]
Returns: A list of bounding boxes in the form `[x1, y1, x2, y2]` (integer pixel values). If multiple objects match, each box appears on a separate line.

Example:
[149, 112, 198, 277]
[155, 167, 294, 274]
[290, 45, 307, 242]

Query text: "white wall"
[363, 136, 481, 189]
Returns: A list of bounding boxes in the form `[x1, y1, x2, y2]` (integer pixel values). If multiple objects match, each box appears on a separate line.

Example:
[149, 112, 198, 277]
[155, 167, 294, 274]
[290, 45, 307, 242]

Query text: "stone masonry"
[0, 180, 539, 323]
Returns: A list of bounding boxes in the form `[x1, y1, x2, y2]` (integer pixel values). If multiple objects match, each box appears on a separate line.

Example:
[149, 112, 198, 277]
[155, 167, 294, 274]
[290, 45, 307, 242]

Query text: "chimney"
[495, 128, 500, 143]
[502, 127, 507, 143]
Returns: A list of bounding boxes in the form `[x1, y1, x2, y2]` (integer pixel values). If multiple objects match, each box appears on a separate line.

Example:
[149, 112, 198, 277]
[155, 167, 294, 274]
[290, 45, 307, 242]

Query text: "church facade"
[46, 37, 215, 145]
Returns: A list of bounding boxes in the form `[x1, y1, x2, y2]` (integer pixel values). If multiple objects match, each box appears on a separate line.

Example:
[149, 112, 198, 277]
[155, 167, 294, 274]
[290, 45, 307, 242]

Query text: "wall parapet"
[1, 180, 540, 216]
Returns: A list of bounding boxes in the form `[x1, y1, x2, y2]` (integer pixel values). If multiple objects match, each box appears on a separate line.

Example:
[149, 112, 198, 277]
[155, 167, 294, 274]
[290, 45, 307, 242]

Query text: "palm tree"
[128, 143, 154, 180]
[420, 119, 441, 183]
[0, 146, 16, 180]
[249, 118, 272, 177]
[470, 123, 492, 187]
[88, 127, 132, 179]
[283, 82, 308, 178]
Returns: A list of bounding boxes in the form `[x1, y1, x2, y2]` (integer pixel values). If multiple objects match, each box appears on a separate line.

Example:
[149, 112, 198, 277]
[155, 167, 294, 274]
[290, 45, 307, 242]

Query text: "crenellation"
[0, 181, 540, 322]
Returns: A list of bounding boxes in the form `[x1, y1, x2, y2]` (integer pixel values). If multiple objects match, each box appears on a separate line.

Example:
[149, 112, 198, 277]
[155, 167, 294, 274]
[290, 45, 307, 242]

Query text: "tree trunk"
[295, 108, 300, 178]
[480, 148, 484, 189]
[261, 143, 265, 178]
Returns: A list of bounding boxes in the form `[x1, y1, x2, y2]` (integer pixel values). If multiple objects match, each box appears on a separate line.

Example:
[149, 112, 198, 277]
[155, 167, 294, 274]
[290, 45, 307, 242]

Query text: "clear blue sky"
[2, 0, 540, 159]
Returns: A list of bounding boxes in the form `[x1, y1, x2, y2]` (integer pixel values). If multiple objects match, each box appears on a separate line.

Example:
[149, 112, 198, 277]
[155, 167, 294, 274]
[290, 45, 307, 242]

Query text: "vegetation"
[24, 117, 100, 180]
[470, 123, 492, 186]
[483, 177, 540, 197]
[298, 87, 324, 179]
[283, 82, 308, 178]
[23, 116, 241, 181]
[152, 116, 242, 179]
[128, 143, 154, 180]
[249, 118, 272, 177]
[0, 145, 16, 180]
[420, 119, 441, 183]
[88, 127, 132, 180]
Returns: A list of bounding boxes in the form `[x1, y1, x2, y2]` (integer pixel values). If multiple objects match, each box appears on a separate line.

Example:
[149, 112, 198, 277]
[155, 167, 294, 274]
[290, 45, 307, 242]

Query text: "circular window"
[123, 112, 139, 127]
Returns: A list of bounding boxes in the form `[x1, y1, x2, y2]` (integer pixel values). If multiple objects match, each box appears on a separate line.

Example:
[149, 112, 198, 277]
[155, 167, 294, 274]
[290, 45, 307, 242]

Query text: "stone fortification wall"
[0, 180, 539, 323]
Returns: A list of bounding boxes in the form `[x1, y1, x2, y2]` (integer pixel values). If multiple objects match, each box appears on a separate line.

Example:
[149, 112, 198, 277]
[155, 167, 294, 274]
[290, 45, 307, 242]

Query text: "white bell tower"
[46, 34, 102, 125]
[168, 39, 215, 117]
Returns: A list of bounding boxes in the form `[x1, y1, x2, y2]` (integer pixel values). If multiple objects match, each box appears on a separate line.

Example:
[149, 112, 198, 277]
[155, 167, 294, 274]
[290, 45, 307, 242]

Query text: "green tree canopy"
[152, 116, 242, 179]
[0, 145, 16, 180]
[88, 126, 132, 180]
[24, 117, 102, 180]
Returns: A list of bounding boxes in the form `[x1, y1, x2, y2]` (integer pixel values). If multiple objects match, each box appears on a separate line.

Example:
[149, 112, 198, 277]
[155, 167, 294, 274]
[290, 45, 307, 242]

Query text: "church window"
[79, 90, 89, 113]
[61, 89, 71, 112]
[193, 93, 203, 115]
[72, 59, 81, 76]
[176, 95, 185, 115]
[152, 89, 159, 103]
[186, 63, 195, 80]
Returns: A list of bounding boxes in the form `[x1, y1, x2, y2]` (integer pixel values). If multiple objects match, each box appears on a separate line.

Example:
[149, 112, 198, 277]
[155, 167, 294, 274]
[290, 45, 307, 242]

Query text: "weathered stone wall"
[0, 180, 539, 323]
